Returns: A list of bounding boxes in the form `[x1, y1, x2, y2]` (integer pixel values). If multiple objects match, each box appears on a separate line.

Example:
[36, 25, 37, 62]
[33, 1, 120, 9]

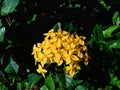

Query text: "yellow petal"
[37, 64, 47, 78]
[70, 42, 76, 48]
[69, 69, 76, 77]
[56, 39, 62, 48]
[71, 55, 79, 61]
[65, 57, 71, 65]
[69, 49, 75, 56]
[57, 59, 63, 66]
[77, 51, 83, 59]
[79, 39, 85, 45]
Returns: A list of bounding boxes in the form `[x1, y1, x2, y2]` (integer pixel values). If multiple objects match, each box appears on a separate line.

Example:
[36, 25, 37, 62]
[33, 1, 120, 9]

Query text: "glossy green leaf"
[0, 27, 5, 42]
[4, 56, 19, 74]
[40, 85, 49, 90]
[45, 72, 55, 90]
[103, 25, 118, 38]
[28, 73, 41, 88]
[112, 11, 120, 25]
[1, 0, 19, 16]
[93, 24, 104, 41]
[106, 40, 120, 49]
[53, 22, 61, 32]
[56, 72, 73, 89]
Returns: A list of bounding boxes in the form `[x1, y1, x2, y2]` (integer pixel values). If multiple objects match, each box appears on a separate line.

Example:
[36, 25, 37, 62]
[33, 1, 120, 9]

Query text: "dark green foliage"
[53, 22, 61, 32]
[0, 0, 120, 89]
[55, 71, 73, 89]
[4, 56, 19, 74]
[28, 73, 42, 88]
[45, 72, 55, 90]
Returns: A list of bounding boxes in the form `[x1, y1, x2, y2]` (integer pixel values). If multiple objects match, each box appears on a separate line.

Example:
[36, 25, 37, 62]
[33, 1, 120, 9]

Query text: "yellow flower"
[65, 62, 80, 77]
[32, 28, 89, 77]
[43, 29, 55, 39]
[66, 66, 76, 77]
[56, 38, 62, 48]
[54, 52, 63, 66]
[37, 64, 47, 78]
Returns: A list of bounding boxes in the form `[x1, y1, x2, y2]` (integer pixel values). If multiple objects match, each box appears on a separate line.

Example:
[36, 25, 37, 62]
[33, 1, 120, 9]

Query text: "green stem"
[5, 17, 12, 27]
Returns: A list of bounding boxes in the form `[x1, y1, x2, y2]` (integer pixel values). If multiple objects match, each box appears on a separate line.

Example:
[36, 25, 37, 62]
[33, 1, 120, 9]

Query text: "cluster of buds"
[32, 28, 89, 77]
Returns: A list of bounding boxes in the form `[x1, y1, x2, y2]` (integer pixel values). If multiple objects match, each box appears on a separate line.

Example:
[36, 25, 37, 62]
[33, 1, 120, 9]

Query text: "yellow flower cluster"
[32, 28, 89, 77]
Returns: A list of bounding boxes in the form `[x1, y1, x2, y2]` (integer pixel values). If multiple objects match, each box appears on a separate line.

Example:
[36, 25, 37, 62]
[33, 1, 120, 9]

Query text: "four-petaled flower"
[37, 64, 47, 78]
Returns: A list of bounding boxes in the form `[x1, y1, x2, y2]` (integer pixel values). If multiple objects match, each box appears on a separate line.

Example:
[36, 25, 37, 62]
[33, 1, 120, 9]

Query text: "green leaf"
[116, 81, 120, 88]
[4, 56, 19, 74]
[17, 82, 23, 90]
[40, 85, 49, 90]
[110, 73, 118, 84]
[98, 0, 111, 10]
[106, 40, 120, 50]
[110, 73, 120, 88]
[93, 24, 104, 41]
[1, 0, 19, 16]
[72, 80, 83, 86]
[0, 27, 6, 42]
[53, 22, 61, 32]
[75, 85, 86, 90]
[56, 72, 73, 89]
[87, 36, 96, 47]
[0, 84, 8, 90]
[26, 14, 37, 24]
[112, 11, 120, 25]
[115, 32, 120, 39]
[28, 73, 42, 88]
[103, 25, 118, 38]
[64, 22, 74, 33]
[45, 72, 55, 90]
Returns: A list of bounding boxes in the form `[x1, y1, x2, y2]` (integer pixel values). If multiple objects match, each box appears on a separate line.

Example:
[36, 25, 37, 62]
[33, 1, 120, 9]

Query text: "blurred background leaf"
[40, 85, 49, 90]
[28, 73, 42, 88]
[56, 71, 73, 89]
[1, 0, 19, 16]
[112, 11, 120, 25]
[45, 72, 55, 90]
[4, 56, 19, 74]
[75, 85, 86, 90]
[53, 22, 61, 32]
[0, 27, 5, 42]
